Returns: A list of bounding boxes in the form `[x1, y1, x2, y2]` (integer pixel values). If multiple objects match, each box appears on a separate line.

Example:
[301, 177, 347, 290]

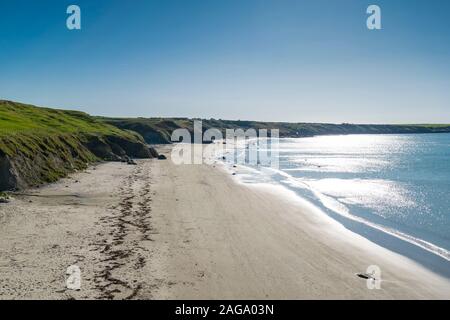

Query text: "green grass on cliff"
[0, 101, 149, 190]
[0, 100, 137, 138]
[0, 100, 143, 157]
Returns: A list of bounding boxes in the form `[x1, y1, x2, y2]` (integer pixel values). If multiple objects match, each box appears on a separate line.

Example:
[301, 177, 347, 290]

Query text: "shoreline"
[221, 161, 450, 279]
[0, 147, 449, 299]
[213, 133, 450, 280]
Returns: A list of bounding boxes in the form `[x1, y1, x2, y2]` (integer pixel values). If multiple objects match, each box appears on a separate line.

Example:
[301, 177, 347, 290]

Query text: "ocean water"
[222, 133, 450, 276]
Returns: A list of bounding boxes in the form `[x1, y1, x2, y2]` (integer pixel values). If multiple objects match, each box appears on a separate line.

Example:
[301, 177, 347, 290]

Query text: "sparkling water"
[229, 133, 450, 276]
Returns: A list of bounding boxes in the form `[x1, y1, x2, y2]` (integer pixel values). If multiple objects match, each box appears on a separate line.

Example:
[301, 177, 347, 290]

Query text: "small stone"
[148, 147, 159, 158]
[127, 159, 137, 165]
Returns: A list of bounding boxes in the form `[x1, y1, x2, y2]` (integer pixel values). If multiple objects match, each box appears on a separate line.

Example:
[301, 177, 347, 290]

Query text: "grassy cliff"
[0, 101, 152, 191]
[100, 117, 450, 144]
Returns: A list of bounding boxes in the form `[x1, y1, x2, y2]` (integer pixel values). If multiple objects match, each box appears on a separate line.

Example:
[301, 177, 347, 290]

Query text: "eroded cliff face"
[0, 153, 18, 191]
[0, 133, 153, 191]
[82, 134, 151, 161]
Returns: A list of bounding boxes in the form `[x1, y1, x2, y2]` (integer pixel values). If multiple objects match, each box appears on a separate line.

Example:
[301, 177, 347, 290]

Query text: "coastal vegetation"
[0, 100, 152, 191]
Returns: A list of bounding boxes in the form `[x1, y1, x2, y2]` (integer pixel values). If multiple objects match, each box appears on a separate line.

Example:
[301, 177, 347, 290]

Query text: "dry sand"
[0, 147, 449, 299]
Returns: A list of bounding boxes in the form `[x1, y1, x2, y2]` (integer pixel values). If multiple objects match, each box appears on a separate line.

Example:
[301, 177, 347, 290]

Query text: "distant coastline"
[99, 116, 450, 145]
[1, 99, 450, 192]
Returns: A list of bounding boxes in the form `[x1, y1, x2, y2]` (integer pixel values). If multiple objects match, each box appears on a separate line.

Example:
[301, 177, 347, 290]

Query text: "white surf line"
[208, 140, 450, 262]
[285, 175, 450, 262]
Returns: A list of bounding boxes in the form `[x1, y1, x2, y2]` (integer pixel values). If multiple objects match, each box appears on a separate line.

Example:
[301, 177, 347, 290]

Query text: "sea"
[219, 133, 450, 278]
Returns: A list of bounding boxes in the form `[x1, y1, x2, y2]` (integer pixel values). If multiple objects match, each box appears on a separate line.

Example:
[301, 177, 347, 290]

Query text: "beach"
[0, 146, 449, 300]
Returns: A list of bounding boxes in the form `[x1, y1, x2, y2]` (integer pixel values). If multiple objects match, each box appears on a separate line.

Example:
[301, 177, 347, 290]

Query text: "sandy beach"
[0, 146, 449, 300]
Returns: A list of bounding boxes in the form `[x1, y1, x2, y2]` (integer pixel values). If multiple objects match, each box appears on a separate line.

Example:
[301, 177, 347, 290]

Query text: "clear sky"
[0, 0, 449, 123]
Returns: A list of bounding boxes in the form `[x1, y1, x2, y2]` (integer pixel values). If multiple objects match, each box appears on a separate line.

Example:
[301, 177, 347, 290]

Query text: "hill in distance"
[1, 100, 449, 191]
[99, 117, 450, 144]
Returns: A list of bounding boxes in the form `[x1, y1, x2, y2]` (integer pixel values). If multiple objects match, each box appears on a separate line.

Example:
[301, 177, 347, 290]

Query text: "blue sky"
[0, 0, 449, 123]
